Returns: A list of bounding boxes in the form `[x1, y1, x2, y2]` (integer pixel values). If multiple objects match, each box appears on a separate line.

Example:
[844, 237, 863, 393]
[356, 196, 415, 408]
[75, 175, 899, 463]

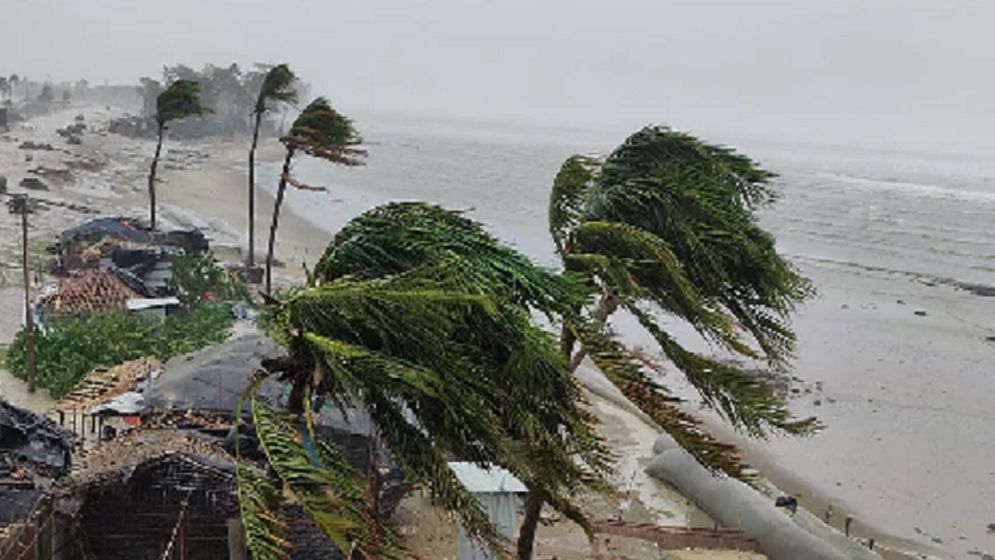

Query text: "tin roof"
[448, 462, 527, 494]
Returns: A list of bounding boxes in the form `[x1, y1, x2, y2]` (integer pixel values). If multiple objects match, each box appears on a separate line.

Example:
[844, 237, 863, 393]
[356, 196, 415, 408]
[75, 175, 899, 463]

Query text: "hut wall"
[77, 459, 238, 560]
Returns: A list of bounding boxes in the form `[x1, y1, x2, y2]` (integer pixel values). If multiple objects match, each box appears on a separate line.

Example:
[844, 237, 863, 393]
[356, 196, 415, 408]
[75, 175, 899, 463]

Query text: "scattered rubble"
[107, 115, 155, 138]
[28, 165, 73, 182]
[17, 141, 53, 151]
[18, 177, 48, 191]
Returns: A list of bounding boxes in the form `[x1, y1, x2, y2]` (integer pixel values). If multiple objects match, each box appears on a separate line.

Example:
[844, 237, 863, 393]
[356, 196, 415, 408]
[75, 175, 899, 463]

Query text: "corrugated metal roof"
[126, 297, 180, 311]
[448, 462, 527, 494]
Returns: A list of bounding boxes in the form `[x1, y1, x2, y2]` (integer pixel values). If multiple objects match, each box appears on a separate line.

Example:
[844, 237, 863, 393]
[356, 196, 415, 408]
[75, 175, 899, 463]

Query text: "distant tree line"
[136, 63, 310, 139]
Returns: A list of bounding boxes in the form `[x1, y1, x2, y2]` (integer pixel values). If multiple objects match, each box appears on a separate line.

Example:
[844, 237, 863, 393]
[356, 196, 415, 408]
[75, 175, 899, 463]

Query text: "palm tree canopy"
[313, 202, 584, 318]
[255, 63, 297, 113]
[156, 79, 210, 126]
[281, 97, 366, 165]
[550, 126, 815, 476]
[249, 203, 612, 556]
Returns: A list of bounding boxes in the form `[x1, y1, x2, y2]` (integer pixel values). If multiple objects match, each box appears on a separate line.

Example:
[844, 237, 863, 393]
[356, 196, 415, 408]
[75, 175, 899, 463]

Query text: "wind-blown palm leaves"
[265, 97, 366, 294]
[147, 79, 209, 230]
[248, 64, 297, 269]
[550, 126, 815, 478]
[242, 202, 613, 558]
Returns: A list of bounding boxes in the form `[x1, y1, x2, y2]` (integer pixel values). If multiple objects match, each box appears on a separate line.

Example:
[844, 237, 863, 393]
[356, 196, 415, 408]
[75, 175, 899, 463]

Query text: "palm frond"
[236, 464, 289, 560]
[569, 320, 752, 478]
[627, 305, 817, 437]
[549, 155, 601, 256]
[251, 394, 399, 558]
[257, 64, 297, 112]
[313, 202, 586, 319]
[567, 221, 752, 354]
[157, 79, 210, 125]
[282, 97, 367, 166]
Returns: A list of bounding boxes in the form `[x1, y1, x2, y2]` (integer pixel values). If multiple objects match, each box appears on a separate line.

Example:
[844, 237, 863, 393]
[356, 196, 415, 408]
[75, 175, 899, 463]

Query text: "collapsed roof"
[0, 401, 72, 478]
[38, 268, 148, 317]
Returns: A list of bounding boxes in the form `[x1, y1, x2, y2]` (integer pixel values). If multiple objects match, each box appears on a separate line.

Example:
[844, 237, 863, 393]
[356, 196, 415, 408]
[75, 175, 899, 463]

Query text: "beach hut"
[448, 462, 528, 560]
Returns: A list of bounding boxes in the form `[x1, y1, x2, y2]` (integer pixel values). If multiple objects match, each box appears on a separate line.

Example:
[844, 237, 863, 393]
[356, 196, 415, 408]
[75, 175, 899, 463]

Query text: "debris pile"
[17, 141, 53, 151]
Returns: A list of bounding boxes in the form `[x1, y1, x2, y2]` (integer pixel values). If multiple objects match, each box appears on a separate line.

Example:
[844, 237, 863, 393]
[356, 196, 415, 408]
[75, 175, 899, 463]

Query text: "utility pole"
[8, 194, 36, 392]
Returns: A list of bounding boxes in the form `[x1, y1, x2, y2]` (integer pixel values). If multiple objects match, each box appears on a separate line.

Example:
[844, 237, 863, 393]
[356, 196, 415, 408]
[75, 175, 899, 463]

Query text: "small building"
[37, 268, 148, 322]
[51, 357, 163, 447]
[449, 462, 528, 560]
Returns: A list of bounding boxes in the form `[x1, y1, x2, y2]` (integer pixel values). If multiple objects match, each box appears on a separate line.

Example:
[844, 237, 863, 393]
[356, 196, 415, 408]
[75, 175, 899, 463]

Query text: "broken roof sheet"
[126, 297, 180, 311]
[0, 401, 72, 477]
[448, 462, 527, 494]
[53, 357, 162, 413]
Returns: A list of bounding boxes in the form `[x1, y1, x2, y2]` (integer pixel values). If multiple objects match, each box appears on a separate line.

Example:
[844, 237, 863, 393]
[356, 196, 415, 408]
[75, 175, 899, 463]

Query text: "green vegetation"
[4, 304, 232, 398]
[168, 253, 242, 306]
[239, 202, 611, 559]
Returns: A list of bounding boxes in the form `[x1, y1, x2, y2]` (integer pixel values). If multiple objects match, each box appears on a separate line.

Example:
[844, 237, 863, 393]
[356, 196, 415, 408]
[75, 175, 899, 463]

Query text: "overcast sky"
[6, 0, 995, 152]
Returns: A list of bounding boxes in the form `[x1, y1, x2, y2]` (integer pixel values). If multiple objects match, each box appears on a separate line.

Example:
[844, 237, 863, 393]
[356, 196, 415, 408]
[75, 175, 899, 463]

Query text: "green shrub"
[5, 303, 233, 397]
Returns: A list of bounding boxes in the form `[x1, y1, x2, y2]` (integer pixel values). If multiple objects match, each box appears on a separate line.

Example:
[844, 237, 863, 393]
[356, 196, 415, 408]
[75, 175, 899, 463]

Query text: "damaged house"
[50, 216, 208, 296]
[0, 402, 72, 560]
[6, 331, 409, 559]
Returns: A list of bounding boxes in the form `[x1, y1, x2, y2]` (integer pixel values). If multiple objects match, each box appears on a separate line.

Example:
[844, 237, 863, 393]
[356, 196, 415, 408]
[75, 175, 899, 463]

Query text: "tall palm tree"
[7, 74, 16, 105]
[247, 64, 297, 270]
[264, 97, 366, 294]
[514, 126, 817, 559]
[240, 202, 612, 559]
[147, 79, 208, 230]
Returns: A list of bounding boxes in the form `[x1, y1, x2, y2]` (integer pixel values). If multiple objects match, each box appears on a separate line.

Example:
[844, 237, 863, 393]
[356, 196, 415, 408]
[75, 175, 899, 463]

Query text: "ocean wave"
[793, 255, 995, 297]
[804, 171, 995, 203]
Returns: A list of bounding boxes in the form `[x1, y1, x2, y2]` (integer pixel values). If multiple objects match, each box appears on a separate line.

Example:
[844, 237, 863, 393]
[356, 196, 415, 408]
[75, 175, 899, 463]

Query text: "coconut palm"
[511, 126, 817, 559]
[147, 79, 208, 230]
[247, 64, 297, 270]
[264, 97, 366, 294]
[239, 202, 612, 559]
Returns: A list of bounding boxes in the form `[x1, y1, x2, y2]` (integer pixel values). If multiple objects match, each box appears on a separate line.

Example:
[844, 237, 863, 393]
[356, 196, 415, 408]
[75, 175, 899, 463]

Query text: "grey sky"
[6, 0, 995, 151]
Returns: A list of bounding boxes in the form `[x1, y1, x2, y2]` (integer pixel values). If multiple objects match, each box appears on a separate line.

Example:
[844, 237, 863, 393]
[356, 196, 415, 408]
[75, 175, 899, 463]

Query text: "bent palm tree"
[265, 97, 366, 294]
[240, 202, 613, 559]
[522, 126, 815, 559]
[248, 64, 297, 269]
[148, 79, 208, 230]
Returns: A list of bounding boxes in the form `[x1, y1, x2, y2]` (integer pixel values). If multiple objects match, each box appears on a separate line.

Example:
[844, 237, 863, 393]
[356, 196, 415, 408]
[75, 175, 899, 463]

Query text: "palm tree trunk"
[247, 110, 263, 268]
[516, 491, 544, 560]
[148, 124, 164, 230]
[265, 149, 294, 295]
[518, 295, 614, 560]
